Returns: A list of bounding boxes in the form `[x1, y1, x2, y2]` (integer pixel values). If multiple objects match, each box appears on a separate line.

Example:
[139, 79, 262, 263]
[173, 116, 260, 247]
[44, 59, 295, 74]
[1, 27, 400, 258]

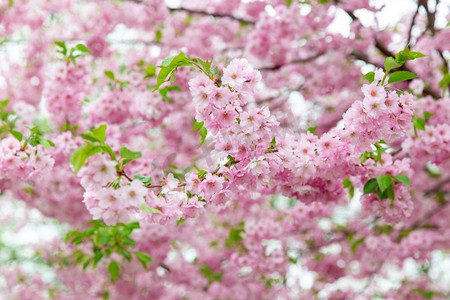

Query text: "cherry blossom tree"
[0, 0, 450, 299]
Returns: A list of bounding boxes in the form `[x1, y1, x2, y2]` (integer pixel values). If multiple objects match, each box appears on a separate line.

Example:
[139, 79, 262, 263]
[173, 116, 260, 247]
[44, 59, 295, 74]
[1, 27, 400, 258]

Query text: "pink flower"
[363, 96, 387, 118]
[161, 173, 179, 194]
[120, 180, 147, 206]
[1, 137, 21, 155]
[212, 106, 237, 128]
[361, 83, 385, 101]
[185, 172, 202, 194]
[201, 173, 224, 194]
[222, 60, 247, 89]
[89, 157, 117, 184]
[374, 68, 385, 83]
[97, 188, 121, 210]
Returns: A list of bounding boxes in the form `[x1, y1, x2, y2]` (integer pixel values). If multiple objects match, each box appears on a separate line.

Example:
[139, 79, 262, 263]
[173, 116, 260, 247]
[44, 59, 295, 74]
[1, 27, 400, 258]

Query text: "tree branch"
[168, 7, 255, 24]
[259, 52, 326, 71]
[343, 8, 442, 99]
[407, 2, 421, 46]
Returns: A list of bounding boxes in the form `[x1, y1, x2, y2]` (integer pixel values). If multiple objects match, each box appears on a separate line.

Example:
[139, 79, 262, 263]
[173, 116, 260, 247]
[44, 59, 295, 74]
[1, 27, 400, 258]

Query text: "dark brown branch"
[351, 45, 441, 99]
[424, 177, 450, 197]
[421, 0, 437, 36]
[259, 52, 326, 71]
[126, 0, 255, 24]
[407, 2, 421, 46]
[343, 8, 442, 99]
[168, 7, 255, 24]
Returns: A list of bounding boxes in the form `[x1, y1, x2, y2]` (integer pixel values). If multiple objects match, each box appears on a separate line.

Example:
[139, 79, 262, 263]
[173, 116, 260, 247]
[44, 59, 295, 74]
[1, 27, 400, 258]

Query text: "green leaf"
[225, 224, 245, 248]
[363, 178, 378, 194]
[82, 258, 92, 270]
[388, 71, 417, 84]
[200, 264, 222, 283]
[199, 127, 207, 145]
[408, 51, 426, 60]
[411, 288, 439, 300]
[413, 117, 426, 131]
[423, 111, 434, 121]
[70, 144, 103, 174]
[104, 71, 115, 81]
[270, 137, 276, 148]
[395, 46, 426, 65]
[134, 251, 153, 269]
[343, 178, 354, 198]
[159, 85, 182, 103]
[73, 44, 91, 54]
[176, 218, 186, 225]
[161, 56, 176, 67]
[37, 136, 55, 149]
[100, 143, 116, 161]
[119, 147, 142, 165]
[385, 185, 395, 203]
[438, 73, 450, 89]
[393, 174, 411, 186]
[140, 204, 163, 215]
[108, 261, 120, 282]
[376, 175, 393, 192]
[144, 65, 156, 78]
[197, 169, 207, 180]
[0, 98, 10, 110]
[363, 71, 375, 83]
[384, 57, 402, 73]
[155, 29, 163, 43]
[154, 53, 192, 91]
[93, 252, 103, 265]
[134, 174, 152, 186]
[351, 237, 365, 254]
[10, 130, 23, 141]
[210, 66, 218, 75]
[286, 0, 293, 6]
[307, 126, 317, 134]
[192, 120, 204, 131]
[343, 178, 352, 188]
[54, 41, 67, 56]
[85, 124, 107, 142]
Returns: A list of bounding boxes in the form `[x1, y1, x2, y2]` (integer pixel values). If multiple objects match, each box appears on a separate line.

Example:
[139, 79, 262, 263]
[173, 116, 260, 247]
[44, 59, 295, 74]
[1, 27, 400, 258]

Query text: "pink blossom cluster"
[0, 137, 54, 182]
[1, 0, 450, 299]
[44, 62, 90, 127]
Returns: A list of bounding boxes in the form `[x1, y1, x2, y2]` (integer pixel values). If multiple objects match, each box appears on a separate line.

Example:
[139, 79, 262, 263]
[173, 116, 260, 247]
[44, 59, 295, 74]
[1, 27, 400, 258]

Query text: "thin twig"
[168, 7, 255, 24]
[407, 2, 421, 46]
[259, 52, 326, 71]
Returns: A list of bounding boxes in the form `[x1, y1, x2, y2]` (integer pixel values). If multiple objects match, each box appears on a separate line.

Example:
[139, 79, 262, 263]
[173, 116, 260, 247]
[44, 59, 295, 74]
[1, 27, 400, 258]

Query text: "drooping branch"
[407, 2, 421, 46]
[342, 7, 442, 99]
[259, 52, 326, 71]
[168, 7, 255, 24]
[125, 0, 255, 24]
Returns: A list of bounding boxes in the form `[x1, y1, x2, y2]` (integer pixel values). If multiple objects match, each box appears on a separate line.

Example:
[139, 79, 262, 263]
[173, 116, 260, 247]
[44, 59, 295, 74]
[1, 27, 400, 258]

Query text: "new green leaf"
[104, 71, 115, 81]
[388, 71, 417, 84]
[384, 57, 402, 73]
[134, 251, 153, 269]
[363, 178, 378, 194]
[108, 261, 120, 282]
[119, 147, 142, 165]
[140, 204, 163, 215]
[393, 174, 411, 186]
[363, 71, 375, 83]
[376, 175, 392, 192]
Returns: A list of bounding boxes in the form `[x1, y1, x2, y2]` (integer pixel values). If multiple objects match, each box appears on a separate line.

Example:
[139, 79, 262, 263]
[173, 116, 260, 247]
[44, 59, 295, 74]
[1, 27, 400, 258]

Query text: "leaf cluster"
[153, 53, 218, 91]
[65, 221, 153, 282]
[54, 41, 91, 65]
[191, 120, 207, 146]
[412, 111, 434, 137]
[363, 174, 411, 205]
